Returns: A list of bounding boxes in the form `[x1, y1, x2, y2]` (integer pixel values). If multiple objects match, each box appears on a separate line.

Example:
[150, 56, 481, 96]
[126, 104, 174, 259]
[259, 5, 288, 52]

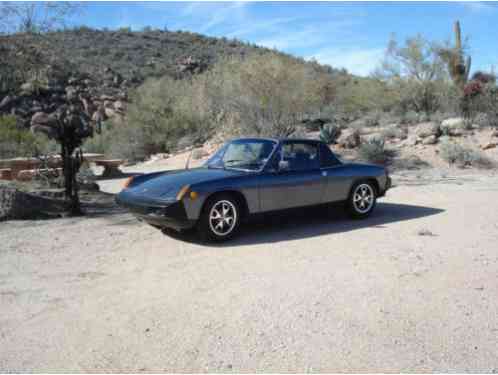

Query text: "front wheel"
[347, 181, 377, 219]
[198, 194, 241, 242]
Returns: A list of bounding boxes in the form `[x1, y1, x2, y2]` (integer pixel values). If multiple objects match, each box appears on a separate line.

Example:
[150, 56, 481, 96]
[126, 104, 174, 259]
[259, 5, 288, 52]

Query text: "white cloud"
[225, 17, 297, 39]
[179, 2, 249, 33]
[307, 47, 385, 76]
[257, 26, 323, 50]
[460, 1, 496, 12]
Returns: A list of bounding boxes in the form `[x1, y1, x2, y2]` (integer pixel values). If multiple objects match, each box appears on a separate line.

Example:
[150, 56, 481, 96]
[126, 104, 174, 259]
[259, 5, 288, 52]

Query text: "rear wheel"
[198, 194, 241, 242]
[347, 181, 377, 219]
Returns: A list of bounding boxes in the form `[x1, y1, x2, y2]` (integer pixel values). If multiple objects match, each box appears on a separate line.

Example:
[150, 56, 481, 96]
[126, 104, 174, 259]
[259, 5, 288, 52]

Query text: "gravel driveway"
[1, 173, 498, 372]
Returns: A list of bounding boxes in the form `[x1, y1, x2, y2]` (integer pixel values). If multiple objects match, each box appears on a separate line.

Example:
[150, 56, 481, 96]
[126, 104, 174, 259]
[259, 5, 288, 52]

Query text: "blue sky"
[73, 1, 498, 76]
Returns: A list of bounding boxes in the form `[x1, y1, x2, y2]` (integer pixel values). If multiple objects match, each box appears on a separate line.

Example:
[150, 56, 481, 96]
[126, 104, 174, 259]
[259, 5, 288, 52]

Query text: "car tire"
[347, 180, 377, 219]
[198, 193, 241, 242]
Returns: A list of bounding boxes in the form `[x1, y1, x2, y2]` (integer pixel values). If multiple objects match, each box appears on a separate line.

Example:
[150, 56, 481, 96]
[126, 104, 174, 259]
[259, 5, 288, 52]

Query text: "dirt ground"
[1, 160, 498, 372]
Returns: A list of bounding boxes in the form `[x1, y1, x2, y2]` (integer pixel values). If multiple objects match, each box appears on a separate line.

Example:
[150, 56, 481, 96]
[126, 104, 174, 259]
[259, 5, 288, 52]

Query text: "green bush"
[439, 140, 493, 168]
[358, 137, 389, 164]
[319, 124, 341, 144]
[381, 126, 406, 140]
[0, 115, 47, 159]
[99, 76, 208, 161]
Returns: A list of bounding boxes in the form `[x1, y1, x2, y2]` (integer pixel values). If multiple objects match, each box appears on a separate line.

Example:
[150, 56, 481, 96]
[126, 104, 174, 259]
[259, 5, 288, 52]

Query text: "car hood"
[123, 167, 246, 200]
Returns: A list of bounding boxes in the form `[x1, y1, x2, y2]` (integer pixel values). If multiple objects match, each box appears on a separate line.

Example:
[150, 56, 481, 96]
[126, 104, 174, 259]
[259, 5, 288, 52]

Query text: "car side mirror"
[278, 160, 290, 172]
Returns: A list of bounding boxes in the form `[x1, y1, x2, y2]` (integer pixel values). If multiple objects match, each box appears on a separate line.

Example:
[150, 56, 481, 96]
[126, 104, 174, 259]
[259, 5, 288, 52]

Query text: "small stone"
[481, 142, 497, 150]
[422, 135, 438, 145]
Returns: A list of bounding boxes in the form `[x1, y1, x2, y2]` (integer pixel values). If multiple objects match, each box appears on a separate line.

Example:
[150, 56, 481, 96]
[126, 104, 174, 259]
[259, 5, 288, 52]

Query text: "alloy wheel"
[209, 200, 238, 236]
[353, 183, 375, 214]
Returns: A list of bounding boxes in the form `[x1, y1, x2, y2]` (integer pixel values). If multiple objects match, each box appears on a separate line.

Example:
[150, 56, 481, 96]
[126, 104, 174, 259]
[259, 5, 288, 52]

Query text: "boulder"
[104, 107, 117, 118]
[113, 100, 125, 112]
[337, 129, 361, 149]
[20, 82, 35, 94]
[0, 185, 66, 220]
[441, 117, 465, 128]
[0, 95, 16, 110]
[441, 117, 465, 136]
[491, 129, 498, 138]
[31, 112, 57, 128]
[422, 135, 438, 145]
[415, 122, 440, 138]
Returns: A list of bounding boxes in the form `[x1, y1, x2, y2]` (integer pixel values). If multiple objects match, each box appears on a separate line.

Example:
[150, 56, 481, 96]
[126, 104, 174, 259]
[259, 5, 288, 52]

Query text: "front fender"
[182, 177, 260, 220]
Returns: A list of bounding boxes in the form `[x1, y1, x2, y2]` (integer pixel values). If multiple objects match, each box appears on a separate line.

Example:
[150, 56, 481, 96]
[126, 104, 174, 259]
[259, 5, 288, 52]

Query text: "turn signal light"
[122, 176, 134, 189]
[189, 191, 198, 200]
[176, 185, 190, 200]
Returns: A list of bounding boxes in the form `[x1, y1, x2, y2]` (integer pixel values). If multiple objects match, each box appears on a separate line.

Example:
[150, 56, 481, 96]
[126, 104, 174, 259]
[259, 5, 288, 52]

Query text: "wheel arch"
[348, 177, 380, 198]
[201, 189, 250, 220]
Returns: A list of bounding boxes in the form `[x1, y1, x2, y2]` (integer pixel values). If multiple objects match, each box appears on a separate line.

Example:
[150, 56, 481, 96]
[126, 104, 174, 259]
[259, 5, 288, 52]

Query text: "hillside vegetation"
[1, 22, 498, 170]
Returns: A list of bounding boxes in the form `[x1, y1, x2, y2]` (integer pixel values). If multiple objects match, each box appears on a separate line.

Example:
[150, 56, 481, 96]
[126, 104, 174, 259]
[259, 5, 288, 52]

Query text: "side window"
[282, 142, 319, 171]
[320, 143, 341, 168]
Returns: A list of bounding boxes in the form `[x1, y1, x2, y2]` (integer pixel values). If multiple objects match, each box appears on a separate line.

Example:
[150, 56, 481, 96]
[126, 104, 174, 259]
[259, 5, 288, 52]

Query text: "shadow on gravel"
[163, 202, 445, 246]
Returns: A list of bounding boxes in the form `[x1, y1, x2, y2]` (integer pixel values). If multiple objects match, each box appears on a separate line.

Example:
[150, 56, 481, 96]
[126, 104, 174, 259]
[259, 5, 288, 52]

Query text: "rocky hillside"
[1, 28, 339, 127]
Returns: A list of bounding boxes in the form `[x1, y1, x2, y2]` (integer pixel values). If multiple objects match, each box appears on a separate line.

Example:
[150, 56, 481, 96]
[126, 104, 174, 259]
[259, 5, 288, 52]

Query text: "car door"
[259, 141, 326, 212]
[319, 143, 354, 203]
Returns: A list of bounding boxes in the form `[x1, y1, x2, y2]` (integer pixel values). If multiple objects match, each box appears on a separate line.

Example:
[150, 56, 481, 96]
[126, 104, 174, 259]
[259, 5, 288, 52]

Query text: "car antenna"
[185, 149, 194, 170]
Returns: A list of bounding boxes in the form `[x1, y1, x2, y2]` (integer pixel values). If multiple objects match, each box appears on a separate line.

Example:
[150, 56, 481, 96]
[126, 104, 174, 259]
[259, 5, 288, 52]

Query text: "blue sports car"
[116, 137, 391, 241]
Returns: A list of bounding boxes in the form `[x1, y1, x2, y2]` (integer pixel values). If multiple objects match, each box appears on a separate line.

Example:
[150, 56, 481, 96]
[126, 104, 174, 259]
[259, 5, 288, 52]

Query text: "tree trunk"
[61, 143, 82, 216]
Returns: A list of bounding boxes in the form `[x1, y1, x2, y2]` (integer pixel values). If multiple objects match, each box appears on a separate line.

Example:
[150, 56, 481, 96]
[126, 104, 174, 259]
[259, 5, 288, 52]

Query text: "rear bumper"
[116, 194, 196, 231]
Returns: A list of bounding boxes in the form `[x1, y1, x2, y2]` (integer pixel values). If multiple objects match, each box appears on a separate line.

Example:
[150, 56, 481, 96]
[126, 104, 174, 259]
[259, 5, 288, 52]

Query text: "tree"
[1, 1, 90, 215]
[377, 34, 448, 114]
[31, 104, 93, 215]
[220, 53, 332, 137]
[0, 2, 82, 34]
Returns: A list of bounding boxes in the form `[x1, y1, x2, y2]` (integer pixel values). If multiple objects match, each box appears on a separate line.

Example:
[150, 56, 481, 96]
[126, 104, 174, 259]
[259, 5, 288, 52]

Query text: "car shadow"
[162, 202, 445, 246]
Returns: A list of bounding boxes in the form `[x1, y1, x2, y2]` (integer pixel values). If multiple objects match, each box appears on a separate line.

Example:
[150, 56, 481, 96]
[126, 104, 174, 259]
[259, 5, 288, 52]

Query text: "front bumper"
[116, 193, 196, 231]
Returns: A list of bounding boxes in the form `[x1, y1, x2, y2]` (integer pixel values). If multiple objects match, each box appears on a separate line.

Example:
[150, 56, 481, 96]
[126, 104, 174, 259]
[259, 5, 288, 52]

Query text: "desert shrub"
[381, 126, 406, 140]
[358, 136, 388, 164]
[319, 124, 341, 144]
[439, 139, 493, 168]
[376, 34, 464, 116]
[461, 84, 498, 128]
[104, 76, 208, 161]
[399, 110, 421, 125]
[0, 115, 47, 158]
[82, 126, 113, 155]
[217, 53, 333, 137]
[334, 76, 397, 116]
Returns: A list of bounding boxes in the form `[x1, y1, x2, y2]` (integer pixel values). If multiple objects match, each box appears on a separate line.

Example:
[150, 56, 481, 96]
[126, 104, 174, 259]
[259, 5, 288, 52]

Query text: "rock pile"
[0, 66, 130, 128]
[0, 185, 67, 220]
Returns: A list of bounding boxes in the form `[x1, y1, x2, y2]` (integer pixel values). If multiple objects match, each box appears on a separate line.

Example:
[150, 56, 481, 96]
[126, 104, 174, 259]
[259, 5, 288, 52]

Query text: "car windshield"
[204, 139, 277, 171]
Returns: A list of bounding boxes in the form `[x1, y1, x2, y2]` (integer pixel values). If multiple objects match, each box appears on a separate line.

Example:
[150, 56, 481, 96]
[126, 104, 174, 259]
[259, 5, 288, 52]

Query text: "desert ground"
[1, 155, 498, 372]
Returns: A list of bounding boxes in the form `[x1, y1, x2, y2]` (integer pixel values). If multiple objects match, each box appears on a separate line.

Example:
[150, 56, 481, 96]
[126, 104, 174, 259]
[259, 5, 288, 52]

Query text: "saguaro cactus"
[439, 21, 472, 90]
